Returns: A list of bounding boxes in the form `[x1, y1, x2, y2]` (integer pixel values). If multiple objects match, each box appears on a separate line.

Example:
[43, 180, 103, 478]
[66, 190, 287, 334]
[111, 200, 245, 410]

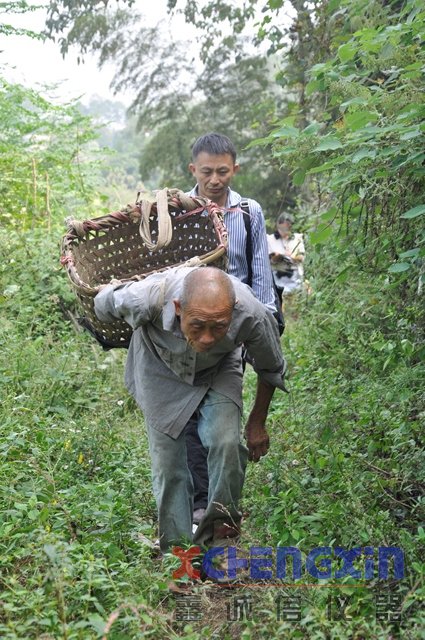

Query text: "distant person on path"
[94, 266, 286, 551]
[186, 132, 280, 527]
[267, 212, 305, 306]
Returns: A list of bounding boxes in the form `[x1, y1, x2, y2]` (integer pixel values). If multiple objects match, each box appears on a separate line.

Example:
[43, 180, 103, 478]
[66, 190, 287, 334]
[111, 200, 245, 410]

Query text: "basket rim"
[60, 194, 228, 297]
[63, 246, 227, 297]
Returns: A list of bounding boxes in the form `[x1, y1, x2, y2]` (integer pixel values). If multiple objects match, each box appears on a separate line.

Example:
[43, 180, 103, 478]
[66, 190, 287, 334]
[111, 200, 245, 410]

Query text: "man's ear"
[188, 163, 196, 177]
[174, 299, 181, 316]
[233, 163, 240, 174]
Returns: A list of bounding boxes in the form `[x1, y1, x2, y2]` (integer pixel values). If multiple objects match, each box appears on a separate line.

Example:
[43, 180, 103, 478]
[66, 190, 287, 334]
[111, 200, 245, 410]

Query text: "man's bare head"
[174, 267, 236, 352]
[179, 267, 236, 309]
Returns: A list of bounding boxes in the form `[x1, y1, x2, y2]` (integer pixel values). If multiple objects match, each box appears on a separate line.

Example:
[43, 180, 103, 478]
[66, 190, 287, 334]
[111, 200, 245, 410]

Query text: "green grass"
[0, 229, 424, 638]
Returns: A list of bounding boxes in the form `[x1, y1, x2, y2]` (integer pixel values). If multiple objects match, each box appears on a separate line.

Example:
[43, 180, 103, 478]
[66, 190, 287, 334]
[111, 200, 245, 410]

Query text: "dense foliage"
[43, 0, 296, 213]
[259, 0, 425, 291]
[0, 78, 109, 229]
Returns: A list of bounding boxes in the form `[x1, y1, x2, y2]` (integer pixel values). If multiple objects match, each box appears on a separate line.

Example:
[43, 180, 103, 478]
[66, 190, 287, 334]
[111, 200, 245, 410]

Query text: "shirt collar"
[189, 185, 241, 209]
[160, 274, 185, 337]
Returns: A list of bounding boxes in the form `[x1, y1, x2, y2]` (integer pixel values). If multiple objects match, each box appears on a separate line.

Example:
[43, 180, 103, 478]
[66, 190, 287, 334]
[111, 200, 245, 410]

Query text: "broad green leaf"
[272, 125, 300, 138]
[400, 128, 422, 141]
[303, 122, 322, 135]
[404, 70, 422, 80]
[276, 115, 298, 126]
[309, 225, 333, 245]
[345, 111, 379, 131]
[388, 262, 411, 273]
[321, 207, 337, 221]
[340, 97, 368, 111]
[246, 136, 273, 148]
[399, 248, 420, 259]
[306, 79, 323, 95]
[307, 160, 337, 175]
[274, 146, 296, 157]
[314, 138, 343, 151]
[88, 614, 107, 635]
[338, 42, 357, 62]
[395, 152, 425, 168]
[351, 148, 377, 163]
[380, 42, 395, 59]
[268, 0, 284, 8]
[293, 169, 306, 186]
[310, 62, 328, 74]
[335, 266, 351, 282]
[397, 103, 425, 120]
[401, 205, 425, 219]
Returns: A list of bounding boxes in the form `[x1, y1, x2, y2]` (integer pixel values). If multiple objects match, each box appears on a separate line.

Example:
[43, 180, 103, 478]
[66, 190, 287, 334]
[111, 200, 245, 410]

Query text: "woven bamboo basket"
[61, 188, 228, 349]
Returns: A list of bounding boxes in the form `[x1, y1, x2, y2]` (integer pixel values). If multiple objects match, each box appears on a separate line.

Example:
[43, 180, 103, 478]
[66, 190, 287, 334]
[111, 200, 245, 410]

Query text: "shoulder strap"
[240, 200, 285, 336]
[239, 199, 253, 288]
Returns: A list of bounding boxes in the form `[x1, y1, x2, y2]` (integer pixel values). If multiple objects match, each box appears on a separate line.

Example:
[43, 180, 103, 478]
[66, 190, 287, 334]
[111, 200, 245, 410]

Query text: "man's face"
[189, 152, 240, 207]
[174, 298, 233, 353]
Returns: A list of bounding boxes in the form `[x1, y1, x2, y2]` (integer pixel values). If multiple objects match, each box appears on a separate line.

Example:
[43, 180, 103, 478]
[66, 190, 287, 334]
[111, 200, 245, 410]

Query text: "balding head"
[174, 267, 236, 352]
[180, 267, 236, 310]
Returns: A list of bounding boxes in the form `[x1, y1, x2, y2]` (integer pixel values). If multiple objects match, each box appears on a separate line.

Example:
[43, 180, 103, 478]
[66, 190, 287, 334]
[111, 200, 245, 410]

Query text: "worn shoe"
[212, 520, 241, 546]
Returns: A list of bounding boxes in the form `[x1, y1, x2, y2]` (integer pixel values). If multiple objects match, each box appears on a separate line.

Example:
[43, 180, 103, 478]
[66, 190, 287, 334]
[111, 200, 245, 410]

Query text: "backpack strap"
[239, 199, 285, 336]
[230, 198, 284, 335]
[239, 199, 253, 288]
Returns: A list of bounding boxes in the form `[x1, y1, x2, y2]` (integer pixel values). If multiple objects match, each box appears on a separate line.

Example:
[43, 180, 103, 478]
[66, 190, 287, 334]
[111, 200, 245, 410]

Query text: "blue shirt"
[189, 186, 276, 311]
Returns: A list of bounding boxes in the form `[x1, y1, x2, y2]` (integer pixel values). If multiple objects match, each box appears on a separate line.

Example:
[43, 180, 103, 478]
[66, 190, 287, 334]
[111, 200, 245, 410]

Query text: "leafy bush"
[0, 78, 109, 231]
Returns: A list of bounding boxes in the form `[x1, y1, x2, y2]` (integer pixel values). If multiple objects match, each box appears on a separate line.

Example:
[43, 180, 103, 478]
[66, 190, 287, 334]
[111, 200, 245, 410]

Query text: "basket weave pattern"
[61, 189, 228, 348]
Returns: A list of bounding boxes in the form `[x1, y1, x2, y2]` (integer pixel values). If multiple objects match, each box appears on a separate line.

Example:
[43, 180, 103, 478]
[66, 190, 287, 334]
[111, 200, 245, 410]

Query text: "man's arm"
[94, 274, 164, 328]
[236, 286, 287, 461]
[249, 201, 276, 311]
[245, 378, 275, 462]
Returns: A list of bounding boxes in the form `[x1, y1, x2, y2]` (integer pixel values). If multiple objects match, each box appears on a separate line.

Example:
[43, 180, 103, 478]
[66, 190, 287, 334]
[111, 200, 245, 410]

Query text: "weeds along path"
[0, 230, 423, 639]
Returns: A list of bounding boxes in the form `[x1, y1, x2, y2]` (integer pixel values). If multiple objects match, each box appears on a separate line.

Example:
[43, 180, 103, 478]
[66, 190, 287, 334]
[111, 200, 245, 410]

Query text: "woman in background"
[267, 212, 305, 306]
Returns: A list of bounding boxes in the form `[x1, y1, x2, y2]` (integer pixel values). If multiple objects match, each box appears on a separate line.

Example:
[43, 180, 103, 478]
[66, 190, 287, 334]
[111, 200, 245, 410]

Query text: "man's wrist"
[245, 419, 266, 433]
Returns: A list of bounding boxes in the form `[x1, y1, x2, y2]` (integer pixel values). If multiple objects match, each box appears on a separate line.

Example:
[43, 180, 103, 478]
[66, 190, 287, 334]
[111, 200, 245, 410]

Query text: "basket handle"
[139, 188, 173, 251]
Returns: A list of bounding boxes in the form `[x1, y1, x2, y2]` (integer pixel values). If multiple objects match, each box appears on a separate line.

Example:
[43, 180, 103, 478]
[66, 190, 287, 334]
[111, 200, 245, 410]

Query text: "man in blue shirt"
[186, 133, 278, 527]
[188, 133, 275, 310]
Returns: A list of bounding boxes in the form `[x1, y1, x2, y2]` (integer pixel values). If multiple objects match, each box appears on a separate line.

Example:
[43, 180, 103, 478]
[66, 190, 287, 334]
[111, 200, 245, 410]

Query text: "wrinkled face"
[189, 152, 240, 207]
[174, 298, 233, 353]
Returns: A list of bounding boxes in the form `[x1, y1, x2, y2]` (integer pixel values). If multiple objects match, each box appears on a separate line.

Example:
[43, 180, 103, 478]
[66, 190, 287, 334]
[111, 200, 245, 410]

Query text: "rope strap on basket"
[139, 188, 173, 251]
[137, 188, 213, 251]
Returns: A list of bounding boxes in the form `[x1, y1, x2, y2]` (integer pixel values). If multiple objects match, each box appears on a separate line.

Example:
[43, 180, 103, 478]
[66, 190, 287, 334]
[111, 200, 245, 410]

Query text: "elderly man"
[94, 266, 286, 552]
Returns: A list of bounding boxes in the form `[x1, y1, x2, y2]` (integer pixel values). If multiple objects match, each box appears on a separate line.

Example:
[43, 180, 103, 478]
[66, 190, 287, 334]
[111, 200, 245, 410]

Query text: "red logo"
[172, 546, 202, 579]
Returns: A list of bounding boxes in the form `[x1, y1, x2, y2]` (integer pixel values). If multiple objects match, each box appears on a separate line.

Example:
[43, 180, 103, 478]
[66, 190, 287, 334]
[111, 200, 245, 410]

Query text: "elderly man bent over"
[94, 266, 286, 552]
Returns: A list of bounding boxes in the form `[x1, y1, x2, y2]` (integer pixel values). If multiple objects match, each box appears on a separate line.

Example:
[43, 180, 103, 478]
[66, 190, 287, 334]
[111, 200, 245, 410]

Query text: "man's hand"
[244, 420, 270, 462]
[244, 379, 275, 462]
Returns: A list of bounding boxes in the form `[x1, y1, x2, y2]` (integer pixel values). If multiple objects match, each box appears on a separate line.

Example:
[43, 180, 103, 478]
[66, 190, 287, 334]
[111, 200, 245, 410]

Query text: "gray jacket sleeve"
[243, 307, 287, 391]
[94, 275, 165, 329]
